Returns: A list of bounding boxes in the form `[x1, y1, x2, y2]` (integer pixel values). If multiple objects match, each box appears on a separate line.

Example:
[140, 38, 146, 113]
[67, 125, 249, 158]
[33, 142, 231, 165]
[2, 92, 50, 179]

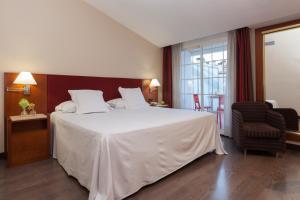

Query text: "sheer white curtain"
[172, 33, 227, 110]
[172, 43, 183, 108]
[223, 31, 236, 137]
[172, 32, 236, 137]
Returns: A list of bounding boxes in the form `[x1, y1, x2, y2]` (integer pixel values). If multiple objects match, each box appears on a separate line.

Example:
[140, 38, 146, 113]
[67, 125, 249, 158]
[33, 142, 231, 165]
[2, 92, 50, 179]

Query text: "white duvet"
[51, 107, 226, 200]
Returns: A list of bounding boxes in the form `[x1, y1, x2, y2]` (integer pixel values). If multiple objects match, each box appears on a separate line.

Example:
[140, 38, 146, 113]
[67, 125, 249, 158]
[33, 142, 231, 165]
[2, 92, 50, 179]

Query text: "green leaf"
[18, 98, 30, 109]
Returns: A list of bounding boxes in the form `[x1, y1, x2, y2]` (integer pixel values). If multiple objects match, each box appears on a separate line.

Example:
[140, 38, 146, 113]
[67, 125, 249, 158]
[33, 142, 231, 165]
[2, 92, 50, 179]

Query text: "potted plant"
[18, 98, 30, 116]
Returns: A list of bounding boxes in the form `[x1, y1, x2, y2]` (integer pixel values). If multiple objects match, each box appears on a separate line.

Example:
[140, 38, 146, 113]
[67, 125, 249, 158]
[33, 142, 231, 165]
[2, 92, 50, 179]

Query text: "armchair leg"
[244, 149, 247, 159]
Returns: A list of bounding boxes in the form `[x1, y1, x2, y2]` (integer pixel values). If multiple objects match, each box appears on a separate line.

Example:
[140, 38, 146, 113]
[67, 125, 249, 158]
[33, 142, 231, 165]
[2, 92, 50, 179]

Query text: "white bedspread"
[51, 107, 226, 200]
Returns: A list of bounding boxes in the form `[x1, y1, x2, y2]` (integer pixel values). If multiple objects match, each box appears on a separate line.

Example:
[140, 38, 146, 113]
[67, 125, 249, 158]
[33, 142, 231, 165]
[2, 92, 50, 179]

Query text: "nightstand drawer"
[6, 115, 50, 167]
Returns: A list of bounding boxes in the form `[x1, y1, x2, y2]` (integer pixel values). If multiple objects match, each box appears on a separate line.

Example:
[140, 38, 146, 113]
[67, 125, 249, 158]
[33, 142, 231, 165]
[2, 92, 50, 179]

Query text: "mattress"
[51, 107, 226, 200]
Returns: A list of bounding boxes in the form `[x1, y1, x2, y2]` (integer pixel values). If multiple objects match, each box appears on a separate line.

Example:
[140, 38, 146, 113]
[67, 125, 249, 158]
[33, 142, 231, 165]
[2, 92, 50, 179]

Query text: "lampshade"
[13, 72, 37, 85]
[150, 78, 160, 87]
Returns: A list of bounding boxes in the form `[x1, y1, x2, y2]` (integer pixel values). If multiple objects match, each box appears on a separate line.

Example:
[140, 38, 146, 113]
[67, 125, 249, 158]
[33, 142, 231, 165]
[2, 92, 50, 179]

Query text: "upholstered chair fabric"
[232, 102, 286, 154]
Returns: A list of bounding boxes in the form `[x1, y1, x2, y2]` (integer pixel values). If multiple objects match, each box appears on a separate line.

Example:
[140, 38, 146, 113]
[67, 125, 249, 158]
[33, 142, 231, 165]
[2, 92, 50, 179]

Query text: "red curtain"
[163, 46, 173, 107]
[236, 27, 254, 102]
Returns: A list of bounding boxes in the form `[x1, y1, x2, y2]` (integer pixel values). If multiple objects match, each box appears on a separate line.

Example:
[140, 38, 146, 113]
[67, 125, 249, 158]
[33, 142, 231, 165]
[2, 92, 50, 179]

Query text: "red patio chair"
[193, 94, 212, 111]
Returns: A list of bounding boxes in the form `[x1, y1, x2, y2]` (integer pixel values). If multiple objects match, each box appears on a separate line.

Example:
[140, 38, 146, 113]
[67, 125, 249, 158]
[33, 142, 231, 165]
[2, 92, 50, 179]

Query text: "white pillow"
[55, 101, 76, 113]
[105, 102, 114, 111]
[118, 87, 149, 109]
[68, 90, 110, 114]
[107, 98, 126, 109]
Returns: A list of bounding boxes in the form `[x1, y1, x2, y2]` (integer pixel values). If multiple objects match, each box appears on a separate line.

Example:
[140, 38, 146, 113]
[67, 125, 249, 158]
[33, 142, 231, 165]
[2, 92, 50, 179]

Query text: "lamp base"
[23, 85, 30, 95]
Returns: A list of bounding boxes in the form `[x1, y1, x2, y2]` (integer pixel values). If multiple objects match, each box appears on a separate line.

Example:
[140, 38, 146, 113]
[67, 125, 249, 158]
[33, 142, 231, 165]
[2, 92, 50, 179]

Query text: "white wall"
[265, 27, 300, 113]
[0, 0, 162, 153]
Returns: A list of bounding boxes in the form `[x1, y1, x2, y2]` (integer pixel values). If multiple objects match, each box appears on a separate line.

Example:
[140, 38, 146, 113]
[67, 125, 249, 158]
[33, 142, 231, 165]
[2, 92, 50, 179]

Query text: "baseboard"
[0, 152, 6, 160]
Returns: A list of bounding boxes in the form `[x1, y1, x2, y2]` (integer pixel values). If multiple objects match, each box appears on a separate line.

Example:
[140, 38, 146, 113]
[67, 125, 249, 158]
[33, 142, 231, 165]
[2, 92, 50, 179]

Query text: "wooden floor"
[1, 137, 300, 200]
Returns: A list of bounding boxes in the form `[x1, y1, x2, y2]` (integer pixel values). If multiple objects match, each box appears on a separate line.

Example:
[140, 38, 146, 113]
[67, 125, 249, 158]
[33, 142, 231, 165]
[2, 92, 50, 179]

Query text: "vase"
[21, 108, 28, 116]
[29, 109, 36, 115]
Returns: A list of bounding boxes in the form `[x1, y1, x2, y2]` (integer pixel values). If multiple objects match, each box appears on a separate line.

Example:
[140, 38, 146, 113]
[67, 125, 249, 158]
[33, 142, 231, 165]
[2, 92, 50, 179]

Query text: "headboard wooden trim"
[4, 73, 157, 114]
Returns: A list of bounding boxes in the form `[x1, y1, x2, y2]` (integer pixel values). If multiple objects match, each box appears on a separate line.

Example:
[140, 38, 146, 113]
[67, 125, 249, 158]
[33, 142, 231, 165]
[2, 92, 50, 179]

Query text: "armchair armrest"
[232, 110, 244, 144]
[273, 108, 299, 131]
[267, 110, 286, 131]
[232, 110, 243, 125]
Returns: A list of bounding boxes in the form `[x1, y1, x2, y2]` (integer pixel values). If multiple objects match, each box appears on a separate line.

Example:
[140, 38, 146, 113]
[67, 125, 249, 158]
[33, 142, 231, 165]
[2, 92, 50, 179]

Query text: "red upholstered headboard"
[47, 74, 148, 113]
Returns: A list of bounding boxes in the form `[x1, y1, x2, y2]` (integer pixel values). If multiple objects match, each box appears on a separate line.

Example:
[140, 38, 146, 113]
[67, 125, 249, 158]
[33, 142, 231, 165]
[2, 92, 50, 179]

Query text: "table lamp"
[7, 72, 37, 95]
[149, 78, 160, 92]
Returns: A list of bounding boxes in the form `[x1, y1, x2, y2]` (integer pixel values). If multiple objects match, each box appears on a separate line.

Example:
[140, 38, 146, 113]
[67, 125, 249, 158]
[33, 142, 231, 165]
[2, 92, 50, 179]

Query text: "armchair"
[232, 102, 286, 156]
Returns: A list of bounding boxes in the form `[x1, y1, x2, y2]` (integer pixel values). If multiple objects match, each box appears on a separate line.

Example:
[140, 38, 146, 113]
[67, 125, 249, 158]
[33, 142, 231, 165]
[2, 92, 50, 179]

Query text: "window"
[180, 41, 227, 112]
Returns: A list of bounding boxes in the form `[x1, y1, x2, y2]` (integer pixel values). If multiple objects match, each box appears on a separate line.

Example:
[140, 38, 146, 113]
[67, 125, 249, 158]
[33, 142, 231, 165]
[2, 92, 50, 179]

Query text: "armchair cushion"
[243, 122, 281, 138]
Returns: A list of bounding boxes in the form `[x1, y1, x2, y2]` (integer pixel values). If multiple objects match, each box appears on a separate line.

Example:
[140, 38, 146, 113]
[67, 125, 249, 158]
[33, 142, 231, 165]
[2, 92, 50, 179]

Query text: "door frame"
[255, 19, 300, 101]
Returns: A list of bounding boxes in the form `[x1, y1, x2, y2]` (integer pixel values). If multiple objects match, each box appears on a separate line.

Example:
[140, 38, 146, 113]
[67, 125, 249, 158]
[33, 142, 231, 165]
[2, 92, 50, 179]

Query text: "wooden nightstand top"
[151, 104, 169, 108]
[9, 114, 47, 122]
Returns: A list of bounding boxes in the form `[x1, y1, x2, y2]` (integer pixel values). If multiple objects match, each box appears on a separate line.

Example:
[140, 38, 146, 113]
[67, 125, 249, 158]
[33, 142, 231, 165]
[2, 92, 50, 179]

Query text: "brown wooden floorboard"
[1, 137, 300, 200]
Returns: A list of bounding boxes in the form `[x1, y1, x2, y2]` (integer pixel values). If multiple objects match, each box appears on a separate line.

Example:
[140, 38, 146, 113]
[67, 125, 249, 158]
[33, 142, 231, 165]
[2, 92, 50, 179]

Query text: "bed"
[51, 107, 226, 200]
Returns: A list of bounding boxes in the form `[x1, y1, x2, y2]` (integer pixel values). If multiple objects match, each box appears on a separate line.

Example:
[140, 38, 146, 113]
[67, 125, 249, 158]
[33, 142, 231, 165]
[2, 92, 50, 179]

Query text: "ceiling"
[84, 0, 300, 47]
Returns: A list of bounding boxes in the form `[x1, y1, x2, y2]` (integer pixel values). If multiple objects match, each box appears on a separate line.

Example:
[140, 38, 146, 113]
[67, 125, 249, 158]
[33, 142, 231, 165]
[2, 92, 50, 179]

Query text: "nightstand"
[6, 114, 50, 167]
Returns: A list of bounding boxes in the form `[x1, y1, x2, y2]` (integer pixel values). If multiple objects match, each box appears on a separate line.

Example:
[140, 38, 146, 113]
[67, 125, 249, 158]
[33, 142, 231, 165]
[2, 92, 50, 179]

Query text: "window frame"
[180, 41, 228, 111]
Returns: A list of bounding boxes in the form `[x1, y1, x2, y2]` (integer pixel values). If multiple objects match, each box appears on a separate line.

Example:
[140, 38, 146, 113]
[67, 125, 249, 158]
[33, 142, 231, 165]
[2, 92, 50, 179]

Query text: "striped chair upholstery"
[232, 102, 286, 154]
[265, 101, 299, 131]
